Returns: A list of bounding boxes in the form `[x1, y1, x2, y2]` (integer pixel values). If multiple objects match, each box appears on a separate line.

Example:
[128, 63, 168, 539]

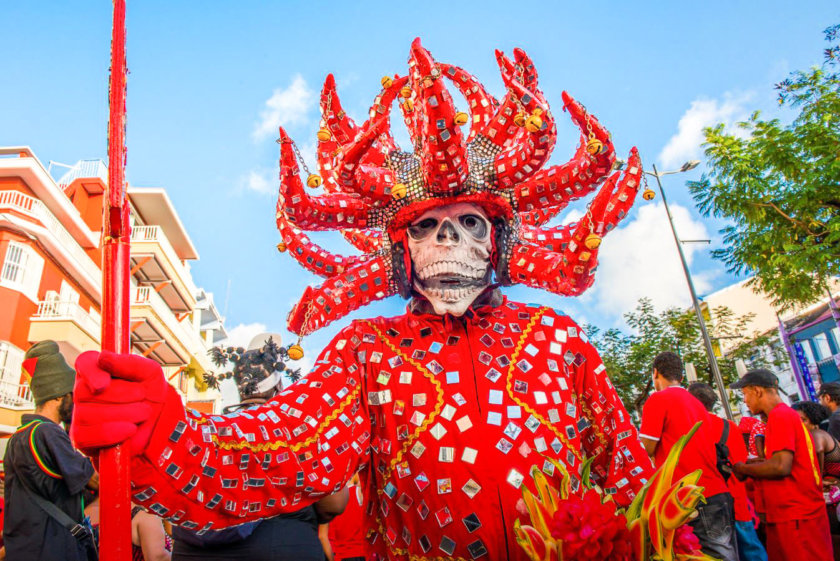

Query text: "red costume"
[128, 298, 651, 559]
[73, 39, 655, 561]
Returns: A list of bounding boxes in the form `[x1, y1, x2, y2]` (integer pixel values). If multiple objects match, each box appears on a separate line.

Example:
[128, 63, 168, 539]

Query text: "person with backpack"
[639, 352, 739, 561]
[689, 382, 767, 561]
[3, 341, 99, 561]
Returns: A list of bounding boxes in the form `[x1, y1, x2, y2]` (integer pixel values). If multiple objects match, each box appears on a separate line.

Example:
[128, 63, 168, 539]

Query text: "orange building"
[0, 146, 227, 433]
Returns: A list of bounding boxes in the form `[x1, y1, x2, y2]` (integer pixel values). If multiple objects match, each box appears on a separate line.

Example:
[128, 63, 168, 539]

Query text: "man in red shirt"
[732, 369, 832, 561]
[689, 382, 767, 561]
[639, 352, 738, 561]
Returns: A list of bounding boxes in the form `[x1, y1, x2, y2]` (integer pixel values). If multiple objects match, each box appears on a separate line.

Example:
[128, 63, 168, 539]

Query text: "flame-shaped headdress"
[277, 39, 644, 335]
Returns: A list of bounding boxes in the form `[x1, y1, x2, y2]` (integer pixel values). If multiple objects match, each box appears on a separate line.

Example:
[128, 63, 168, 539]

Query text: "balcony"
[130, 225, 197, 313]
[0, 381, 33, 410]
[29, 300, 102, 359]
[0, 190, 101, 300]
[131, 286, 209, 369]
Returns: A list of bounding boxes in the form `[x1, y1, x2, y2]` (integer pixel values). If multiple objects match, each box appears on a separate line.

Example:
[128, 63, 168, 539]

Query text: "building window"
[0, 241, 45, 301]
[813, 333, 833, 361]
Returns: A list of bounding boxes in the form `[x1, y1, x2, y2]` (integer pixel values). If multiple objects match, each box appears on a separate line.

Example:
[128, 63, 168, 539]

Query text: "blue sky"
[1, 2, 836, 364]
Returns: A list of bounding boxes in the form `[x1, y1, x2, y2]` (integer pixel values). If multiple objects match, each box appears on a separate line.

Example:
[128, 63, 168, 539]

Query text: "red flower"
[549, 489, 634, 561]
[673, 524, 703, 555]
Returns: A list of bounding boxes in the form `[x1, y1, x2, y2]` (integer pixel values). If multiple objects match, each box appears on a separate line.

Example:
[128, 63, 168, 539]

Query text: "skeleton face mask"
[406, 202, 493, 316]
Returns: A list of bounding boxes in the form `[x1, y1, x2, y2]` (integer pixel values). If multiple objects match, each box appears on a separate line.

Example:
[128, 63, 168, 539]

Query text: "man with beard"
[3, 340, 98, 561]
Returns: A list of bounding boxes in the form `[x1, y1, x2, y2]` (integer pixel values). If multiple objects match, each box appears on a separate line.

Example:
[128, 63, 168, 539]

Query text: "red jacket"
[132, 298, 653, 560]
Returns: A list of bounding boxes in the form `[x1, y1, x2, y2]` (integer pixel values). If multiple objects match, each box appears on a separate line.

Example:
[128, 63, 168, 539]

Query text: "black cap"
[730, 368, 779, 390]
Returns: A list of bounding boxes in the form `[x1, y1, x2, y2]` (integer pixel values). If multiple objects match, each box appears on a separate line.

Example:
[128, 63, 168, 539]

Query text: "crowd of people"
[3, 340, 840, 561]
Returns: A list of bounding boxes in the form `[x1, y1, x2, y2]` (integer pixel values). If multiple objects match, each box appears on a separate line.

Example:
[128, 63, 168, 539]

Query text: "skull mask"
[406, 202, 493, 316]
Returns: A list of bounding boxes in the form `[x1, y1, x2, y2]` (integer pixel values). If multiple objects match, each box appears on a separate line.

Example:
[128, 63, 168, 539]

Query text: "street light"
[647, 161, 734, 421]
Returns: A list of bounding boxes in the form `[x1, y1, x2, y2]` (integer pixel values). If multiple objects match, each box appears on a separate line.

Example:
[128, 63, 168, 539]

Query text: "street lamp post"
[648, 162, 735, 421]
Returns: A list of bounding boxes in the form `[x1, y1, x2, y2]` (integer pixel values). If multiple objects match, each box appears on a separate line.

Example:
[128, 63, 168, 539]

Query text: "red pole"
[100, 0, 132, 558]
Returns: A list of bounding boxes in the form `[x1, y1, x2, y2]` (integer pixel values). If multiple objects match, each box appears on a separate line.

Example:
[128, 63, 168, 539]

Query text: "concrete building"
[699, 276, 840, 401]
[0, 147, 227, 433]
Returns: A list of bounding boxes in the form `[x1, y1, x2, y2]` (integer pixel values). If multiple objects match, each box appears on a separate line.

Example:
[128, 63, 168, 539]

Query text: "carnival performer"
[72, 39, 654, 560]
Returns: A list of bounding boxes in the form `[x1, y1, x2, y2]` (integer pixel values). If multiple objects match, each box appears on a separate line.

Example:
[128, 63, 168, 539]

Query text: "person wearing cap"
[639, 352, 739, 561]
[732, 368, 833, 561]
[3, 341, 98, 561]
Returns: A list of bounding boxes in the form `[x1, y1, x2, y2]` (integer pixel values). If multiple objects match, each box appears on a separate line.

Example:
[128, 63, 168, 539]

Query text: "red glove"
[71, 351, 170, 456]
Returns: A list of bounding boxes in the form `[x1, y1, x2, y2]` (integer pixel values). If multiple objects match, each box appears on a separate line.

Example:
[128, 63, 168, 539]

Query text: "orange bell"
[584, 234, 602, 250]
[276, 242, 287, 252]
[381, 76, 393, 89]
[513, 113, 526, 127]
[317, 128, 331, 142]
[306, 174, 323, 188]
[400, 86, 412, 98]
[287, 344, 304, 361]
[642, 189, 655, 201]
[391, 183, 407, 199]
[454, 112, 469, 126]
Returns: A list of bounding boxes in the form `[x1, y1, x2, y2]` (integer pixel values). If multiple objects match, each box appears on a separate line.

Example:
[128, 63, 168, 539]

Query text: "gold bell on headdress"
[402, 99, 414, 113]
[513, 112, 526, 127]
[276, 242, 287, 252]
[524, 113, 543, 133]
[317, 128, 331, 142]
[642, 189, 656, 201]
[306, 174, 322, 188]
[453, 112, 469, 126]
[287, 344, 304, 361]
[391, 183, 407, 200]
[584, 234, 602, 250]
[586, 136, 604, 155]
[400, 86, 412, 98]
[381, 76, 393, 89]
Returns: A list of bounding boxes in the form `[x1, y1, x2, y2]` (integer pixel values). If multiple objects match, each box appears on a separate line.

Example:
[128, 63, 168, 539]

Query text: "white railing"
[32, 299, 102, 339]
[130, 225, 198, 296]
[0, 190, 100, 282]
[133, 286, 206, 361]
[56, 159, 109, 190]
[0, 381, 33, 408]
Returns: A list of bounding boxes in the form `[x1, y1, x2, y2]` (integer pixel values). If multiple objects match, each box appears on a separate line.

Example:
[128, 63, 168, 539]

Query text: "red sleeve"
[764, 407, 796, 457]
[726, 419, 748, 464]
[639, 392, 664, 442]
[130, 322, 370, 532]
[572, 328, 654, 505]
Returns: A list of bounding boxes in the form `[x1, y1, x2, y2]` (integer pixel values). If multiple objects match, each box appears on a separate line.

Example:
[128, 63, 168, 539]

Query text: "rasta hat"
[276, 38, 645, 335]
[23, 340, 76, 406]
[730, 368, 780, 390]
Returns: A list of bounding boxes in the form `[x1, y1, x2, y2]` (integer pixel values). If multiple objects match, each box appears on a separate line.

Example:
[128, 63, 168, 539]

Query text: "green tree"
[587, 298, 784, 417]
[688, 24, 840, 309]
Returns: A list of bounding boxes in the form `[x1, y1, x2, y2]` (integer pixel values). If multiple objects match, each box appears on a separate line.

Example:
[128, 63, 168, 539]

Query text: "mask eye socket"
[408, 217, 439, 240]
[458, 213, 488, 239]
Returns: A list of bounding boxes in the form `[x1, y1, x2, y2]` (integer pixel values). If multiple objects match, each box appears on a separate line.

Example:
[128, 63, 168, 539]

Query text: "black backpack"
[715, 420, 733, 481]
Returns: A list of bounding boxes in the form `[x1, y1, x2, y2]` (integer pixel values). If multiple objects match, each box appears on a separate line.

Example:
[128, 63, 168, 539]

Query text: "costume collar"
[407, 286, 504, 323]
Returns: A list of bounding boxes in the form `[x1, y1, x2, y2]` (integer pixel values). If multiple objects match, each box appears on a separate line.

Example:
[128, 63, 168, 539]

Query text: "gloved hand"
[72, 351, 170, 455]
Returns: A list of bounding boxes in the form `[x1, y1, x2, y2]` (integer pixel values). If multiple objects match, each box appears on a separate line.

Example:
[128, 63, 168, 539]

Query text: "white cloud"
[252, 74, 314, 142]
[239, 168, 274, 195]
[586, 202, 714, 318]
[224, 322, 269, 348]
[658, 92, 753, 169]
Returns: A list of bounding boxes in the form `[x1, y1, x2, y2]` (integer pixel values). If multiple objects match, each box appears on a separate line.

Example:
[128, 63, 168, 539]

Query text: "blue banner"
[793, 341, 818, 401]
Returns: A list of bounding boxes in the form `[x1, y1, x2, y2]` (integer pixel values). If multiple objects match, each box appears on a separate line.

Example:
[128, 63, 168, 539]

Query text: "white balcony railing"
[0, 190, 100, 283]
[0, 381, 33, 409]
[133, 286, 208, 365]
[130, 225, 198, 297]
[32, 299, 102, 339]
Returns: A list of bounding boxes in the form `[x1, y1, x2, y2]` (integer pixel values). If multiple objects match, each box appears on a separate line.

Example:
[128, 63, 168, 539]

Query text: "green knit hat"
[24, 340, 76, 406]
